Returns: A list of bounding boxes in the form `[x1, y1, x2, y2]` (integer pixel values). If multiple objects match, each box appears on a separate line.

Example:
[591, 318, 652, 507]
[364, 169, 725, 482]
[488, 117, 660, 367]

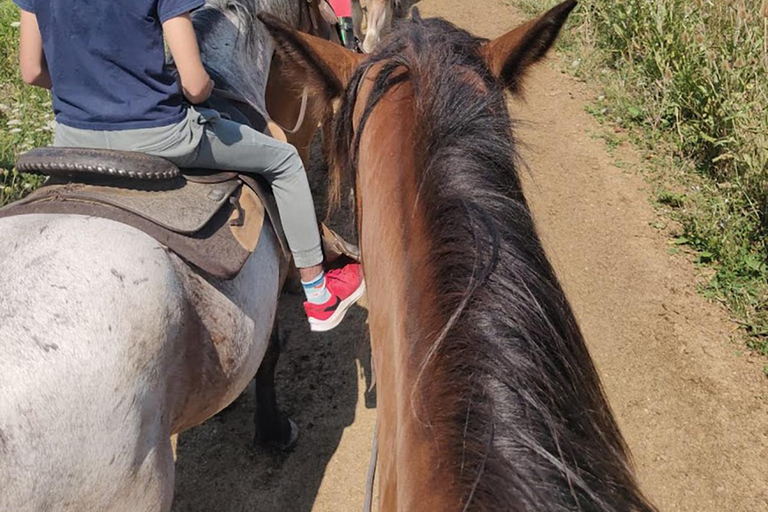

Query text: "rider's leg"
[52, 108, 364, 330]
[53, 109, 321, 270]
[187, 111, 365, 330]
[189, 111, 324, 271]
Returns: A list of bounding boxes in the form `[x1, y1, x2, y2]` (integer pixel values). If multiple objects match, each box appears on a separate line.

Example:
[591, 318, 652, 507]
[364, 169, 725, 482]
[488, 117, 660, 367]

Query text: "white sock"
[302, 272, 332, 304]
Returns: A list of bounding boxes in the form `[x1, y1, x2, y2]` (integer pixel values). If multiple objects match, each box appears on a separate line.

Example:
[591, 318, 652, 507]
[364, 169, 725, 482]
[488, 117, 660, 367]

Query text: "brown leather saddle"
[0, 146, 358, 280]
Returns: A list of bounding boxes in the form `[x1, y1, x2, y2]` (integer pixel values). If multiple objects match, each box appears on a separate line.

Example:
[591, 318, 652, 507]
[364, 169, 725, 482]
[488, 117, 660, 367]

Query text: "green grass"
[0, 0, 49, 206]
[508, 0, 768, 356]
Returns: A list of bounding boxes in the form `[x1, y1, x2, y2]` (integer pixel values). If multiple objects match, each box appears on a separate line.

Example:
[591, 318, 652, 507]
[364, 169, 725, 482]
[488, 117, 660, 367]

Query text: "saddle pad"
[9, 178, 240, 235]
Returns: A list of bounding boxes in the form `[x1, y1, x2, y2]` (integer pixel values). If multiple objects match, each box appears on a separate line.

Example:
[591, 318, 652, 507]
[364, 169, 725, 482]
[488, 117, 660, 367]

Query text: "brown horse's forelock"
[331, 12, 657, 512]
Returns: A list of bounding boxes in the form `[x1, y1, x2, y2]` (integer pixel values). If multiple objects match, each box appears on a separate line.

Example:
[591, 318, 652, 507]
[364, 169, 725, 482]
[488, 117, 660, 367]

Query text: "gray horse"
[0, 1, 319, 510]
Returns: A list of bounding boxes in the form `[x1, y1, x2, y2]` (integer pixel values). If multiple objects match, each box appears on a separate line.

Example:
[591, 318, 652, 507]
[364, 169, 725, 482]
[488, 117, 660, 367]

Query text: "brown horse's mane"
[331, 12, 657, 512]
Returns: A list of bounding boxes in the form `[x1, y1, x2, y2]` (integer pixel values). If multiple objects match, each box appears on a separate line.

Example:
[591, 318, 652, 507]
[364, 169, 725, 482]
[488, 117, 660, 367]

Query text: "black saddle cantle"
[16, 147, 180, 181]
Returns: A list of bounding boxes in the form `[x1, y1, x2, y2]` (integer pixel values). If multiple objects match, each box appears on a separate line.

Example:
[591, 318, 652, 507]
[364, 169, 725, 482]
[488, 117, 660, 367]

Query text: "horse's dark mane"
[332, 13, 657, 512]
[393, 0, 417, 17]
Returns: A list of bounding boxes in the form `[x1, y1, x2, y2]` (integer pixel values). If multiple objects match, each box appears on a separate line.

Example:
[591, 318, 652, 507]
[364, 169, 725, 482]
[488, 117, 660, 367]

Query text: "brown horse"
[261, 2, 658, 510]
[193, 0, 334, 166]
[265, 0, 335, 164]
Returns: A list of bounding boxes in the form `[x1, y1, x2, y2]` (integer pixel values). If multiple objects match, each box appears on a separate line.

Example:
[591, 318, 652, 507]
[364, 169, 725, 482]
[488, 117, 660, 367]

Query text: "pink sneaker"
[304, 263, 365, 332]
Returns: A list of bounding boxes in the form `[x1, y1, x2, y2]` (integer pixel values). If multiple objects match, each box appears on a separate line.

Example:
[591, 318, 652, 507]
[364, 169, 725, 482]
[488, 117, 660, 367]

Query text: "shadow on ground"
[172, 298, 372, 512]
[172, 134, 374, 512]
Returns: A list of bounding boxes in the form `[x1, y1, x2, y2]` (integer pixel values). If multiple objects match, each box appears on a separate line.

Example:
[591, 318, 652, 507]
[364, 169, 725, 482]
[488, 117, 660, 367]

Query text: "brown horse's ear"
[258, 12, 364, 100]
[480, 0, 577, 93]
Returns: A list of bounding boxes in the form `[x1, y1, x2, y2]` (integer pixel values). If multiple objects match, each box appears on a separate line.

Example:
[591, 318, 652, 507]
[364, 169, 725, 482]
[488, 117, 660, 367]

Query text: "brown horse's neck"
[339, 16, 655, 512]
[356, 76, 460, 511]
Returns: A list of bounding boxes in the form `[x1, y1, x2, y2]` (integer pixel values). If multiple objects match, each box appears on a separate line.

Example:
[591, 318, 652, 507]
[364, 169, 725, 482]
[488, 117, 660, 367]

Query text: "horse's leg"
[254, 318, 299, 449]
[352, 0, 365, 43]
[266, 54, 327, 296]
[361, 0, 393, 53]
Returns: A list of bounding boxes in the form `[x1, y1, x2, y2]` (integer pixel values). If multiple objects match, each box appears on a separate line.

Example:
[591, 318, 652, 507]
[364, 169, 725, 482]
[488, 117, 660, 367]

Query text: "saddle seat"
[0, 147, 358, 280]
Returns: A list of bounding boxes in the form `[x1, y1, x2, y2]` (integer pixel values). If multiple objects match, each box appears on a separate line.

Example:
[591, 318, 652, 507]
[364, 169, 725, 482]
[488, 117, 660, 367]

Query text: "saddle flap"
[0, 177, 268, 280]
[7, 144, 358, 279]
[17, 147, 180, 180]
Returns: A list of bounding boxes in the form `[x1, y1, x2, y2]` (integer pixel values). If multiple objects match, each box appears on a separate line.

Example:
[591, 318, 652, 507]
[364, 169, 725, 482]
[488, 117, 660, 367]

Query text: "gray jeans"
[54, 107, 323, 268]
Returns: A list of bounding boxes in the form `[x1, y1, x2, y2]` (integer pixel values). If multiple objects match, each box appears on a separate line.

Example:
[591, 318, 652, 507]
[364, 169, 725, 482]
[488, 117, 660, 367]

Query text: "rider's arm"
[18, 9, 52, 89]
[163, 13, 214, 104]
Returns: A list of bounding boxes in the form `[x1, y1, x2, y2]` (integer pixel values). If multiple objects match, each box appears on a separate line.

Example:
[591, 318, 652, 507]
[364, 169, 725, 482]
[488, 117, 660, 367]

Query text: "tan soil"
[172, 1, 768, 510]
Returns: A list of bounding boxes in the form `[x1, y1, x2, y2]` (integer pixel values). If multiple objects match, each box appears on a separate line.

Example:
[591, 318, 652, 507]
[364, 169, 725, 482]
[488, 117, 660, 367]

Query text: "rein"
[279, 88, 310, 135]
[263, 0, 318, 135]
[363, 419, 379, 512]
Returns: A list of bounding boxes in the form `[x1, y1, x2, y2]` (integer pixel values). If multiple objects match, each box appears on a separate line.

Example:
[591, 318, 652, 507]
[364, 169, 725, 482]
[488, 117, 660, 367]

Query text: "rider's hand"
[181, 77, 215, 105]
[201, 78, 215, 103]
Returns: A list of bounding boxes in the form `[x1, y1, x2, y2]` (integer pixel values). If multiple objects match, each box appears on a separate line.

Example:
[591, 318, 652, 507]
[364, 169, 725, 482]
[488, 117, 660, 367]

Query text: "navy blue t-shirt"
[14, 0, 204, 130]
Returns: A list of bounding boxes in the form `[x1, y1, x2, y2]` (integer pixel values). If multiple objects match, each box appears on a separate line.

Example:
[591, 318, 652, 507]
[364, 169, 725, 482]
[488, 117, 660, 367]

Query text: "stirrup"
[321, 223, 360, 262]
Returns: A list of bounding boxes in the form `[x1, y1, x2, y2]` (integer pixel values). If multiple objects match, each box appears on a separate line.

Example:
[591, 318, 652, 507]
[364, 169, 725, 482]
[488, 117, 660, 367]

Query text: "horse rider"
[13, 0, 366, 332]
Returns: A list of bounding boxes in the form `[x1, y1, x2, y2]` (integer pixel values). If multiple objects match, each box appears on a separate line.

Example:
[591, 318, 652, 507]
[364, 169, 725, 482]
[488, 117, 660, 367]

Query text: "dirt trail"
[172, 1, 768, 510]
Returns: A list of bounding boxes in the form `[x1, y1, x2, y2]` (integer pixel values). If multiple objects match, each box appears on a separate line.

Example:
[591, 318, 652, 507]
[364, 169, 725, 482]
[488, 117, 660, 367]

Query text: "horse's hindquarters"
[0, 213, 283, 510]
[0, 214, 188, 512]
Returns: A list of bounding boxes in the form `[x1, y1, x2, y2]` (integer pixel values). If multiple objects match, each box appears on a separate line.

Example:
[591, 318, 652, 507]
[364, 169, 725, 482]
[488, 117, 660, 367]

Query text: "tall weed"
[511, 0, 768, 352]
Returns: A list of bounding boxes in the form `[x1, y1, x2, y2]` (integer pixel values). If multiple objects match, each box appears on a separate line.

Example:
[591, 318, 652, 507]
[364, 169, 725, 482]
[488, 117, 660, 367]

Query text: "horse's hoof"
[256, 418, 299, 451]
[282, 419, 300, 451]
